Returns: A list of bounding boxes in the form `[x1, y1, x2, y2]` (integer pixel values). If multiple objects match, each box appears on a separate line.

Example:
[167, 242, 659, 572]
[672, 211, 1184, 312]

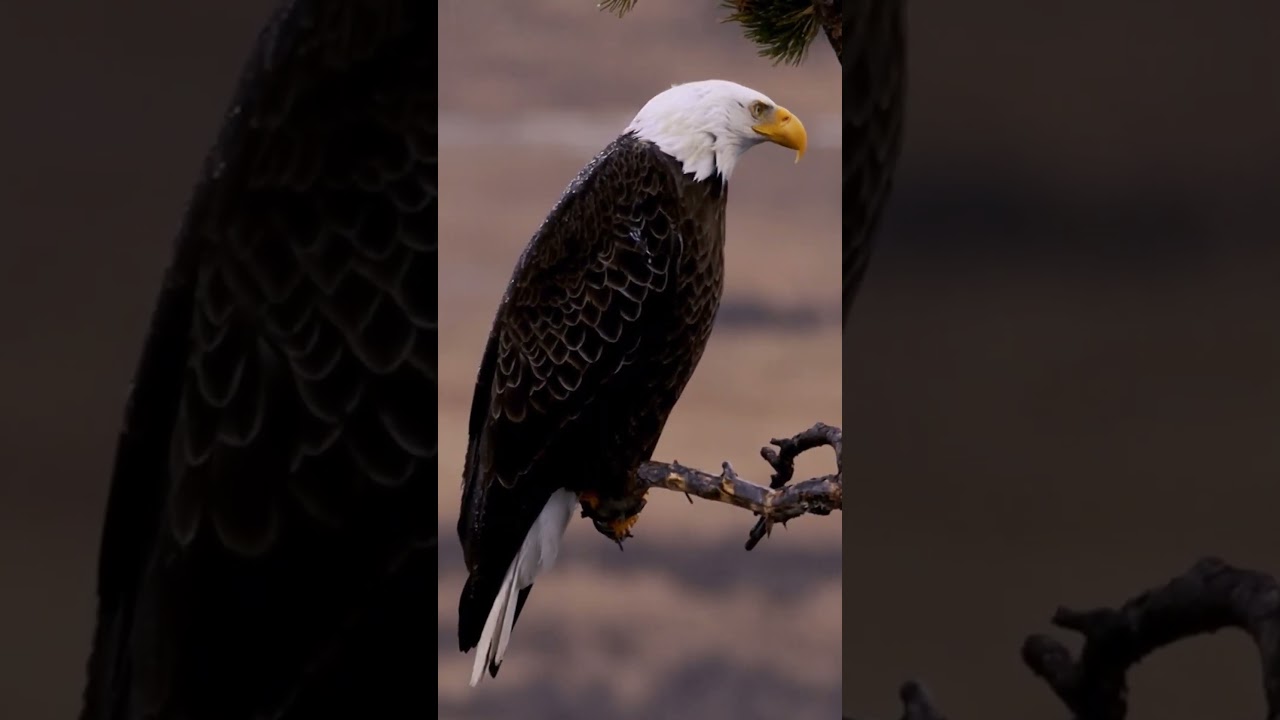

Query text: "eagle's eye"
[749, 101, 770, 119]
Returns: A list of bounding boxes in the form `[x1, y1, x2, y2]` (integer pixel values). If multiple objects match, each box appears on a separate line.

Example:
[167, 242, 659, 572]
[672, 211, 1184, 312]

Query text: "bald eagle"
[457, 79, 808, 685]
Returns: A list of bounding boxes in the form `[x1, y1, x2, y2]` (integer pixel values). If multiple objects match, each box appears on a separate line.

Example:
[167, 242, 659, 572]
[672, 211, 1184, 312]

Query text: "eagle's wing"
[81, 3, 437, 719]
[461, 147, 679, 516]
[843, 0, 907, 324]
[456, 146, 683, 644]
[490, 215, 675, 486]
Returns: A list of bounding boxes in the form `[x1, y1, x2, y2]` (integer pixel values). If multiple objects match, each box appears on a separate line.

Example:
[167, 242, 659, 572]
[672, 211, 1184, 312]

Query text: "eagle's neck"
[625, 124, 756, 184]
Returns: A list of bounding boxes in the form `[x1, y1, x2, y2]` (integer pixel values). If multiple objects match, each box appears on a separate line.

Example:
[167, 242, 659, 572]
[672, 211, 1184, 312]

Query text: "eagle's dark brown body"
[843, 0, 907, 323]
[457, 133, 727, 663]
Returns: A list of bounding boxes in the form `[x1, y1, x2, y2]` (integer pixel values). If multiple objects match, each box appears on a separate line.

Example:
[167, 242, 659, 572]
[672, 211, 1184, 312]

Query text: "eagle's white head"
[626, 79, 808, 183]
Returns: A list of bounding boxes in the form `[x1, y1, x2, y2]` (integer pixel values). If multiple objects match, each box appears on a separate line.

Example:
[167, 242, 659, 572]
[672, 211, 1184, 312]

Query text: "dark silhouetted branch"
[862, 558, 1280, 720]
[1022, 557, 1280, 720]
[840, 682, 950, 720]
[635, 422, 841, 549]
[897, 681, 949, 720]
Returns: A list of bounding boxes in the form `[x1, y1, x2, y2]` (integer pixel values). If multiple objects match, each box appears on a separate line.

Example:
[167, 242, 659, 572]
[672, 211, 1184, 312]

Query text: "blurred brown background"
[846, 1, 1280, 719]
[437, 3, 841, 719]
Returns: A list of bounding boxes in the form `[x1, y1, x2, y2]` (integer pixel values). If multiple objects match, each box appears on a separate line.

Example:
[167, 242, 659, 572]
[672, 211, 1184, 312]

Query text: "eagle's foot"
[579, 489, 645, 546]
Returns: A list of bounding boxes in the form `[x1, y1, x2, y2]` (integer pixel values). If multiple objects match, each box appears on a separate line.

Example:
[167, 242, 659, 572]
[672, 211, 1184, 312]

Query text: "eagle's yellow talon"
[609, 513, 641, 540]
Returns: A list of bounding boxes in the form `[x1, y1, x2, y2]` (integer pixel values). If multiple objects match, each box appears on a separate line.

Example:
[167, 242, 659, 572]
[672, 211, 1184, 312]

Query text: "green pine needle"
[596, 0, 819, 66]
[720, 0, 818, 66]
[597, 0, 638, 18]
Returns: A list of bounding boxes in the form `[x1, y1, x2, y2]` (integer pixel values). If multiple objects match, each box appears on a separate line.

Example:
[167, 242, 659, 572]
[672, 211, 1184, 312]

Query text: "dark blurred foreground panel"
[80, 3, 439, 719]
[844, 1, 1280, 718]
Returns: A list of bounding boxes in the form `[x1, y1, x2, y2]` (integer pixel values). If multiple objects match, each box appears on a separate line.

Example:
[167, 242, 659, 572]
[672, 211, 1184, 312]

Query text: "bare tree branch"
[863, 558, 1280, 720]
[633, 423, 842, 550]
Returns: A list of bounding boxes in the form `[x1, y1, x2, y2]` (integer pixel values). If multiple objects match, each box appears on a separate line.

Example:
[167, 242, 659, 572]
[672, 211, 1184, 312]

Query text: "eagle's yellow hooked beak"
[752, 105, 808, 163]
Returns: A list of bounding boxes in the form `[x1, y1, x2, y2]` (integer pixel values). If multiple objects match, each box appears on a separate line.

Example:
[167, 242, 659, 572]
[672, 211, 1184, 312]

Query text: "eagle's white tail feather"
[469, 558, 515, 687]
[494, 553, 522, 664]
[469, 489, 577, 687]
